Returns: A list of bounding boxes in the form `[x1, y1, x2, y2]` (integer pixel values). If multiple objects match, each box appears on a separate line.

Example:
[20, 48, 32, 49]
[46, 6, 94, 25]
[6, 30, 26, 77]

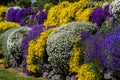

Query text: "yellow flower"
[78, 63, 103, 80]
[0, 6, 8, 21]
[69, 39, 82, 73]
[27, 28, 55, 73]
[0, 21, 20, 34]
[44, 0, 89, 27]
[0, 59, 4, 68]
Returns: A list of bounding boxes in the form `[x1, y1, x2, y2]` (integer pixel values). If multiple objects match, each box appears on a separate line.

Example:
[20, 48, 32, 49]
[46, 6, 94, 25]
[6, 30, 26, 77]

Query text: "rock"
[47, 71, 55, 78]
[51, 74, 62, 80]
[46, 64, 52, 70]
[43, 72, 49, 77]
[71, 75, 78, 80]
[66, 75, 71, 80]
[104, 72, 113, 79]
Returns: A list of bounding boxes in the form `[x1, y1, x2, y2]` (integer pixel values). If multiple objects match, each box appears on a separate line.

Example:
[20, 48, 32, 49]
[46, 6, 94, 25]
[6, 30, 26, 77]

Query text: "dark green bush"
[16, 0, 31, 8]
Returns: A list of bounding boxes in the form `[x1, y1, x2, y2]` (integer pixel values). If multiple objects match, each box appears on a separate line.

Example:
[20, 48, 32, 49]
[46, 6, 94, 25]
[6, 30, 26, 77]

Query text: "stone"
[104, 72, 113, 79]
[47, 71, 55, 78]
[66, 75, 71, 80]
[51, 74, 61, 80]
[43, 72, 49, 77]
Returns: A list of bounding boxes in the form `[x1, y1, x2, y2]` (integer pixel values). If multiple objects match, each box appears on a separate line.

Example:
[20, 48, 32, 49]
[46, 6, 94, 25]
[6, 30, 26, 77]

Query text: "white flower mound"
[7, 27, 31, 59]
[46, 22, 98, 74]
[110, 0, 120, 18]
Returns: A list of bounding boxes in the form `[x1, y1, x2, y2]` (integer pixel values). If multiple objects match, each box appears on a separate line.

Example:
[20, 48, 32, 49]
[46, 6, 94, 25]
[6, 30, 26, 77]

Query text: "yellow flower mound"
[44, 0, 89, 26]
[0, 59, 4, 68]
[27, 28, 55, 73]
[78, 63, 103, 80]
[0, 6, 8, 21]
[0, 21, 20, 34]
[69, 39, 83, 73]
[75, 7, 94, 22]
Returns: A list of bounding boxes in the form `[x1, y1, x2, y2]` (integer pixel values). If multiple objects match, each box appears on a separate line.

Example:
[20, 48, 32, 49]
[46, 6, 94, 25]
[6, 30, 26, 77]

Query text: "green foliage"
[31, 0, 49, 7]
[46, 22, 98, 74]
[7, 2, 16, 7]
[16, 0, 31, 8]
[0, 68, 41, 80]
[1, 27, 31, 67]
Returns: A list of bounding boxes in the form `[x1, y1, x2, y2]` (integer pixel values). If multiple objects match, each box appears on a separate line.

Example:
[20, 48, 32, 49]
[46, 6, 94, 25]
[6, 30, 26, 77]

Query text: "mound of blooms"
[2, 27, 31, 67]
[46, 22, 98, 74]
[22, 25, 45, 75]
[84, 26, 120, 72]
[7, 6, 22, 22]
[91, 4, 116, 27]
[69, 39, 82, 73]
[110, 0, 120, 19]
[0, 6, 8, 22]
[0, 21, 20, 34]
[7, 7, 47, 27]
[44, 0, 91, 26]
[78, 63, 103, 80]
[26, 27, 55, 75]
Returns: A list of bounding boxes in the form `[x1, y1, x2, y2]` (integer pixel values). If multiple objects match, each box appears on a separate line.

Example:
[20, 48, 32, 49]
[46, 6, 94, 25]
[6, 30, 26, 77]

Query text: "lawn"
[0, 68, 46, 80]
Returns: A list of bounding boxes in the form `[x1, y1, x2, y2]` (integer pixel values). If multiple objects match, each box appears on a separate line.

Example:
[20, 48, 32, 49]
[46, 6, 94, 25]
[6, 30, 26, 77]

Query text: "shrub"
[26, 27, 55, 75]
[44, 0, 89, 26]
[84, 26, 120, 72]
[7, 7, 22, 22]
[0, 21, 20, 34]
[1, 27, 20, 67]
[78, 63, 103, 80]
[0, 6, 8, 22]
[16, 0, 31, 8]
[1, 27, 31, 67]
[46, 22, 98, 74]
[110, 0, 120, 19]
[69, 39, 82, 73]
[0, 58, 4, 68]
[91, 4, 117, 27]
[22, 25, 45, 75]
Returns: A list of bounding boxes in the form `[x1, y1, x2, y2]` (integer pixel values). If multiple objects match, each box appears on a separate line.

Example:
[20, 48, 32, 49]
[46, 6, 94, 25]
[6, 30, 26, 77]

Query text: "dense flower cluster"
[7, 7, 47, 27]
[91, 4, 116, 27]
[44, 0, 89, 26]
[27, 28, 55, 74]
[69, 39, 82, 73]
[47, 22, 98, 74]
[2, 27, 31, 66]
[22, 25, 45, 75]
[0, 6, 8, 22]
[0, 59, 4, 68]
[110, 0, 120, 18]
[78, 63, 103, 80]
[7, 7, 22, 22]
[0, 21, 20, 34]
[85, 26, 120, 72]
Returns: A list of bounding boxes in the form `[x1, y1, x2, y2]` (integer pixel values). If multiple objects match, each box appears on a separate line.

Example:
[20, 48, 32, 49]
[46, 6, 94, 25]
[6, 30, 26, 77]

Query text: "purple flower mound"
[7, 8, 21, 22]
[15, 8, 33, 25]
[21, 25, 45, 75]
[84, 26, 120, 72]
[91, 5, 117, 27]
[91, 7, 105, 27]
[102, 27, 120, 71]
[81, 31, 91, 40]
[37, 11, 47, 24]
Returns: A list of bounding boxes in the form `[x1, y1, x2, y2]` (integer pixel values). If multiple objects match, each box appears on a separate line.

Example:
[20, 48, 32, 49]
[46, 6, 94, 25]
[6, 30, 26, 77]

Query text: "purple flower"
[81, 31, 91, 40]
[37, 11, 47, 24]
[84, 26, 120, 72]
[21, 25, 45, 75]
[91, 7, 105, 27]
[7, 8, 20, 22]
[91, 5, 117, 27]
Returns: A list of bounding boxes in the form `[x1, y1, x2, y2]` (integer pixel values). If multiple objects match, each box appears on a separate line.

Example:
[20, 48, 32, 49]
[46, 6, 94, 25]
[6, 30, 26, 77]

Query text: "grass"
[0, 68, 46, 80]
